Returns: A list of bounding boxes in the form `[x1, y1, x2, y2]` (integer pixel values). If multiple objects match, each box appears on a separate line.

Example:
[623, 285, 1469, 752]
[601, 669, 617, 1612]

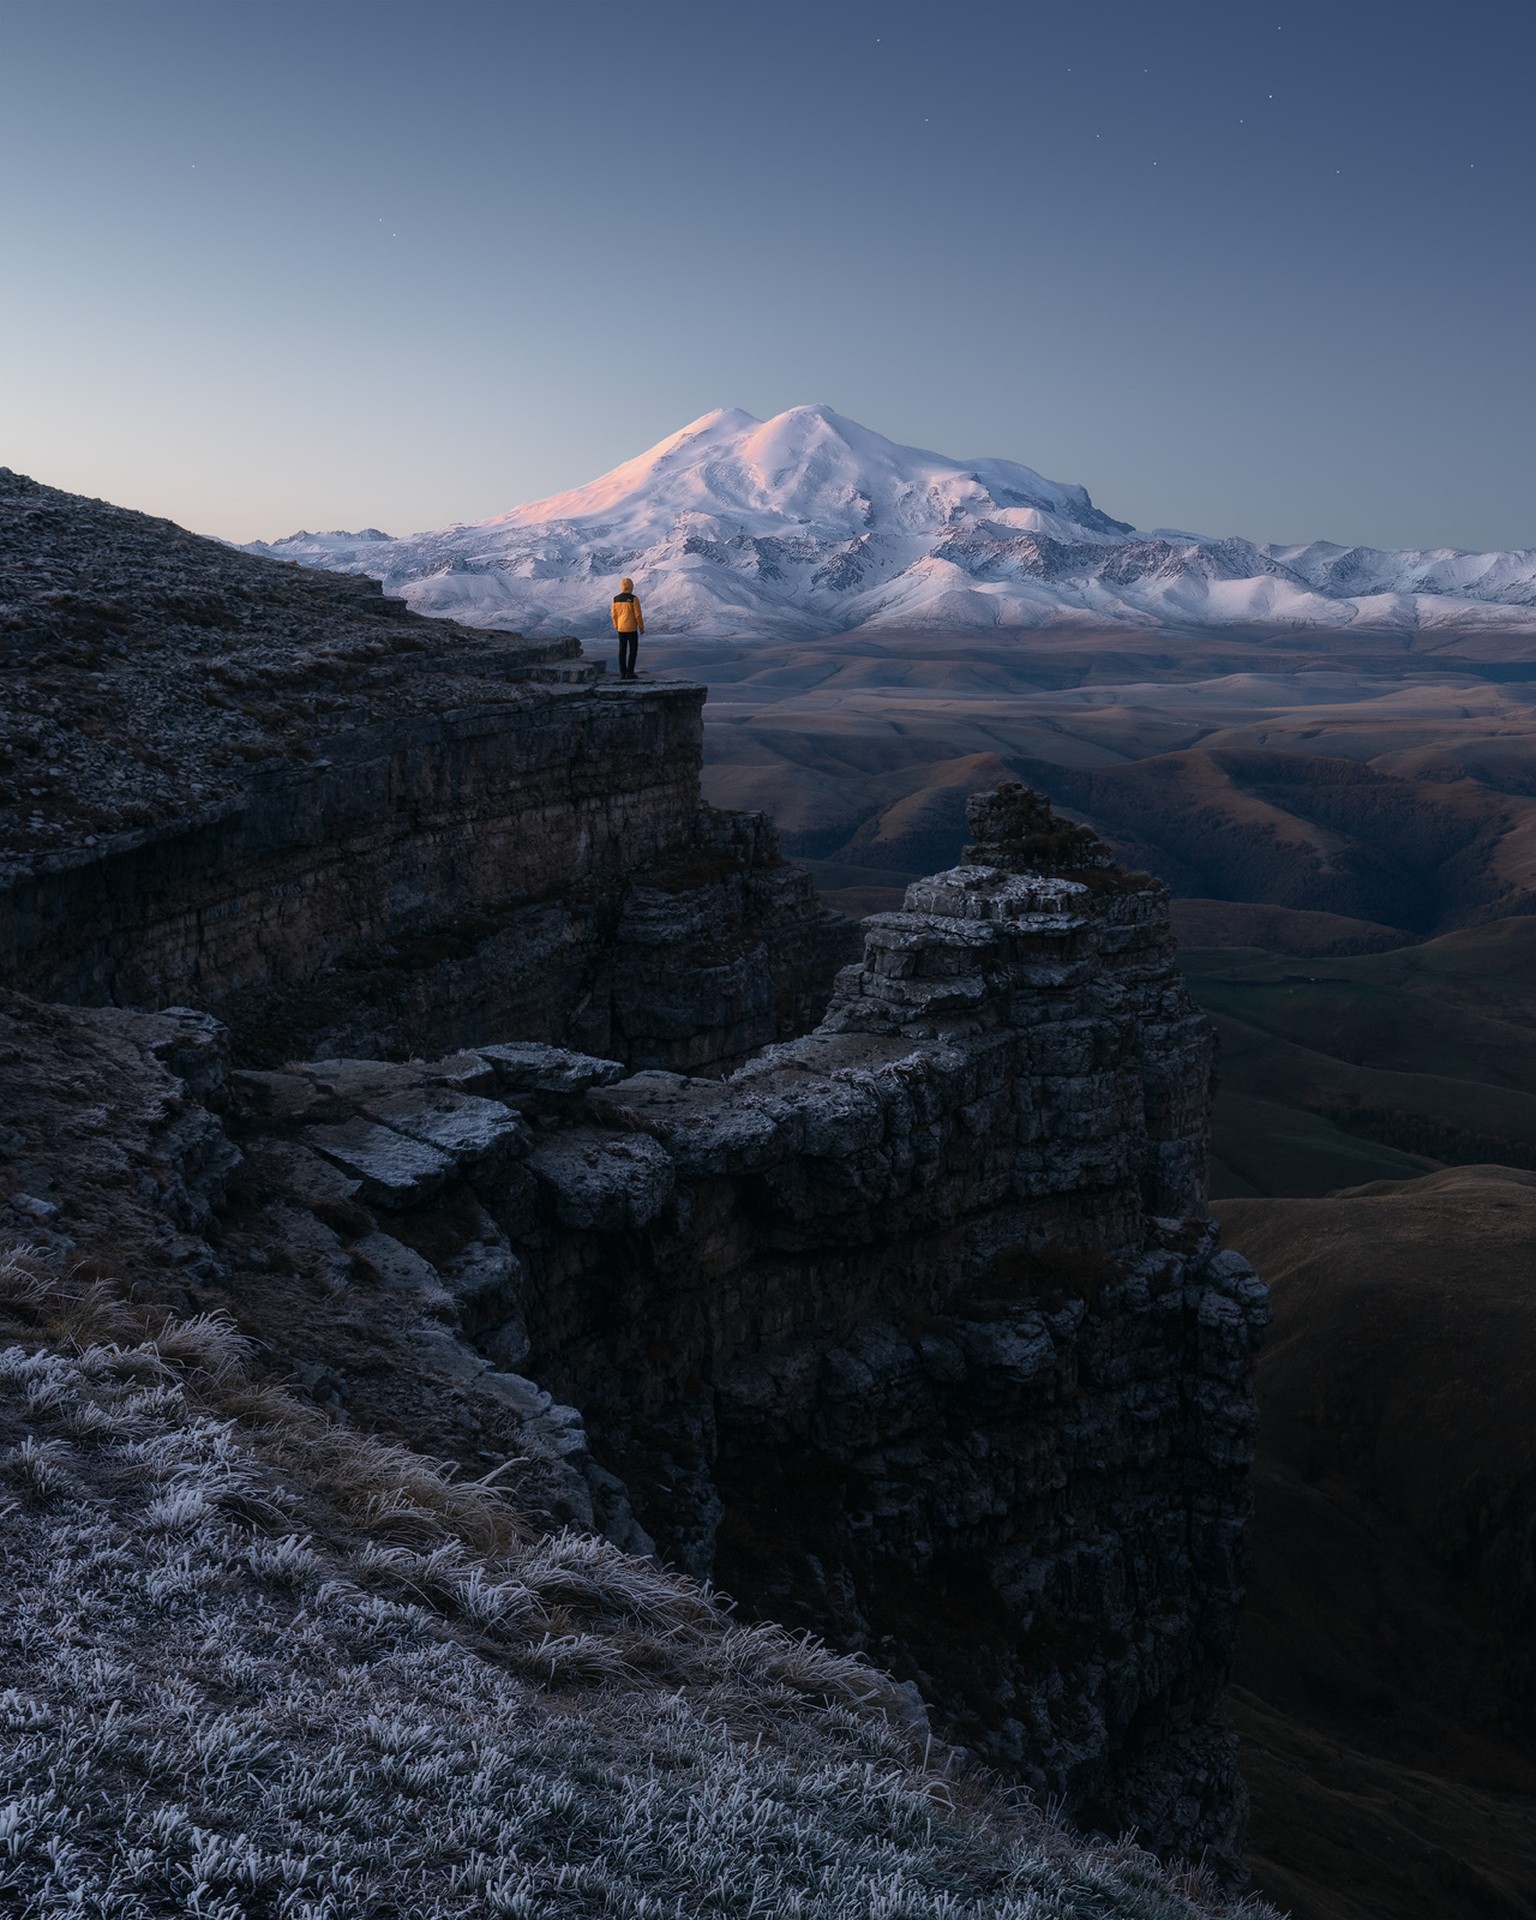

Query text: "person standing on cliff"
[611, 577, 644, 680]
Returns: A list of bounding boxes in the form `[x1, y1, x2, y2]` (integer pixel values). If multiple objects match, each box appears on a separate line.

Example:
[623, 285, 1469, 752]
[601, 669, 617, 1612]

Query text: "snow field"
[246, 406, 1536, 641]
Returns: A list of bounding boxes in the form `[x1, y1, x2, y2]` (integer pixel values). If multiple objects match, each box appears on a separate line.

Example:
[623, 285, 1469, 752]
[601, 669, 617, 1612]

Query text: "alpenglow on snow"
[247, 405, 1536, 638]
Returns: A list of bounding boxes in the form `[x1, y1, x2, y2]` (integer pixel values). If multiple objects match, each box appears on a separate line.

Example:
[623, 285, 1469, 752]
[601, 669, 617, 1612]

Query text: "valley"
[646, 618, 1536, 1917]
[1222, 1168, 1536, 1920]
[645, 624, 1536, 1201]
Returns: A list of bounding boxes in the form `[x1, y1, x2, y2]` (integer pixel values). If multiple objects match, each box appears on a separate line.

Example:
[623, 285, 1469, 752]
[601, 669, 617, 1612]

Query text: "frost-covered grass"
[0, 1256, 1276, 1918]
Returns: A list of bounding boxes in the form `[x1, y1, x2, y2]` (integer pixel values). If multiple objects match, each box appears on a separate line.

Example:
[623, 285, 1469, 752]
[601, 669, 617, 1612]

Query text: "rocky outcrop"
[23, 784, 1263, 1871]
[511, 788, 1265, 1864]
[0, 468, 1269, 1880]
[0, 675, 851, 1072]
[0, 467, 852, 1072]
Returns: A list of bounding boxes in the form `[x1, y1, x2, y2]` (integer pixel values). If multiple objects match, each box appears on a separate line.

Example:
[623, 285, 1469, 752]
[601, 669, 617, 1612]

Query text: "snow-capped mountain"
[247, 405, 1536, 638]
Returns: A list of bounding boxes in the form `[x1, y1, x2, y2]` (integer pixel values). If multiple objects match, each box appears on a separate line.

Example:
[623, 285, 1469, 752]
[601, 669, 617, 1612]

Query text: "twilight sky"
[2, 0, 1532, 551]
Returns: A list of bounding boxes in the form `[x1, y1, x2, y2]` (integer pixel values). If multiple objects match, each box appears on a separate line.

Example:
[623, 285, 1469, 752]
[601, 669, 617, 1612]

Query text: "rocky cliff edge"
[0, 782, 1269, 1886]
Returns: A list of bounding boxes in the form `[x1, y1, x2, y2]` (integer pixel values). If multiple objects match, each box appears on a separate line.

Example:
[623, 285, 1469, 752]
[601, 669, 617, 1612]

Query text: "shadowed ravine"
[644, 624, 1536, 1918]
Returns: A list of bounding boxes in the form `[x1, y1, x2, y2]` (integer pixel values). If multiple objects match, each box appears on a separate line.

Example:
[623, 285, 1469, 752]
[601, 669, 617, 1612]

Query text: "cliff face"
[0, 776, 1267, 1874]
[0, 468, 851, 1072]
[0, 475, 1268, 1879]
[2, 678, 846, 1070]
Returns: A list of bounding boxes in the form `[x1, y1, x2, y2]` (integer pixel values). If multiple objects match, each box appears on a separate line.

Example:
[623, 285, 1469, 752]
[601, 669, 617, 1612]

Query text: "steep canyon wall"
[212, 787, 1269, 1866]
[0, 672, 849, 1072]
[0, 467, 1267, 1877]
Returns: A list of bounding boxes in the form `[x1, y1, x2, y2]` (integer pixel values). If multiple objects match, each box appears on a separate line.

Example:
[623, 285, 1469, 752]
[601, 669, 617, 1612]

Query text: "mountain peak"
[246, 411, 1536, 640]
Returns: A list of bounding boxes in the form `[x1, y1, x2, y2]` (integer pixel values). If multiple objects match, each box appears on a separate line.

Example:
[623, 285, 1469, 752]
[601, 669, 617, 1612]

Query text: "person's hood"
[620, 577, 634, 592]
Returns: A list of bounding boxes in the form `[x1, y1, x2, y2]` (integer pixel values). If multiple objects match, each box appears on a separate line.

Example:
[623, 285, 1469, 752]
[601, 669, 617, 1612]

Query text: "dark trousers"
[618, 631, 639, 677]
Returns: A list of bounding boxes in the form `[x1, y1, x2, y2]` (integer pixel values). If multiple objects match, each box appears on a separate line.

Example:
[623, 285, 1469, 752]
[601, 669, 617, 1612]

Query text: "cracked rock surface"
[0, 483, 1273, 1895]
[0, 785, 1268, 1876]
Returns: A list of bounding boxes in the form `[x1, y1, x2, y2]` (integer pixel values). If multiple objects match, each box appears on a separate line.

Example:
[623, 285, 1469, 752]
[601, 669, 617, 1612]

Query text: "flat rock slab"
[588, 1073, 784, 1175]
[350, 1230, 454, 1316]
[303, 1118, 455, 1208]
[416, 1050, 499, 1094]
[238, 1138, 361, 1204]
[477, 1043, 626, 1099]
[361, 1088, 530, 1173]
[305, 1054, 501, 1101]
[526, 1127, 676, 1231]
[235, 1054, 504, 1128]
[231, 1069, 331, 1125]
[303, 1059, 439, 1104]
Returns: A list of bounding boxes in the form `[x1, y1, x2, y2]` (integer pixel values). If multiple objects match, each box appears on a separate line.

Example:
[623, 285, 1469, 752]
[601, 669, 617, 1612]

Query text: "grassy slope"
[0, 1251, 1271, 1920]
[1181, 919, 1536, 1197]
[1218, 1168, 1536, 1920]
[1168, 902, 1412, 957]
[1208, 1093, 1435, 1200]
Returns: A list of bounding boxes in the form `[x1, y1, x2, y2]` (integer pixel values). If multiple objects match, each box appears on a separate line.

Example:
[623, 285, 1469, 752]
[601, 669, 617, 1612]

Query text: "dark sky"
[2, 0, 1532, 550]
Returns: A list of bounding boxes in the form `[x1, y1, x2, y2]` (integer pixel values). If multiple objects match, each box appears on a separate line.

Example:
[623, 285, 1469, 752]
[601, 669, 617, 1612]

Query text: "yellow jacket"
[611, 579, 644, 634]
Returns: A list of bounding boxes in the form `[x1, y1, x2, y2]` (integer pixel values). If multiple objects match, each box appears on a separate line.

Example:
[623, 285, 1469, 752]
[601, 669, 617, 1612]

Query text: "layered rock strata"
[0, 465, 1268, 1872]
[2, 679, 846, 1070]
[511, 789, 1267, 1862]
[0, 470, 851, 1071]
[5, 785, 1267, 1868]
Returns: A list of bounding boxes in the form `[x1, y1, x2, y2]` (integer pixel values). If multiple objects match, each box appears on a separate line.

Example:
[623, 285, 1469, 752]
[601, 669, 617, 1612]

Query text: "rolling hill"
[1183, 919, 1536, 1195]
[1219, 1167, 1536, 1920]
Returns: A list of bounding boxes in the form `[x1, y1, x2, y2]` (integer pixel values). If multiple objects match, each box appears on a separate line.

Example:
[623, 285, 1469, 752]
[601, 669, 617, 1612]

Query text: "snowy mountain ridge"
[246, 404, 1536, 638]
